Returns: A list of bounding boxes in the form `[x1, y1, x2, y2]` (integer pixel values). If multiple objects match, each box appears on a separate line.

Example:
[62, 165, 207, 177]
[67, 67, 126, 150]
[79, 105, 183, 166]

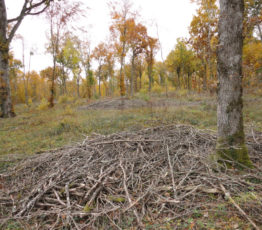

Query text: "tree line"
[2, 0, 261, 112]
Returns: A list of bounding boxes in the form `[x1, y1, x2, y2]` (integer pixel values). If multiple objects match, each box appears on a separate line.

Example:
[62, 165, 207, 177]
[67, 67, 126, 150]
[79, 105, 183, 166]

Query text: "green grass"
[0, 94, 261, 158]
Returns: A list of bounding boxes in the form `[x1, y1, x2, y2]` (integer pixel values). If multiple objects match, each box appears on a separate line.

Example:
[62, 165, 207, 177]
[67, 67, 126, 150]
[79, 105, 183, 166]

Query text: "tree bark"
[76, 76, 80, 98]
[98, 66, 101, 97]
[187, 73, 191, 91]
[203, 63, 207, 91]
[130, 51, 135, 97]
[148, 64, 152, 92]
[0, 0, 15, 117]
[176, 67, 181, 89]
[216, 0, 252, 168]
[48, 59, 56, 108]
[119, 28, 127, 97]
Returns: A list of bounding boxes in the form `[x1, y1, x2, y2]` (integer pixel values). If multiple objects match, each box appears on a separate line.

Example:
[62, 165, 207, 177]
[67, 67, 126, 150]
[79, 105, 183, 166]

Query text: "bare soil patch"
[0, 125, 261, 229]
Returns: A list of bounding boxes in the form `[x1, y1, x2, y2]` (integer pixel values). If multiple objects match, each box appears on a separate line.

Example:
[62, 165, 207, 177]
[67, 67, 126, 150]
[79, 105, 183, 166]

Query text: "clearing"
[0, 93, 262, 229]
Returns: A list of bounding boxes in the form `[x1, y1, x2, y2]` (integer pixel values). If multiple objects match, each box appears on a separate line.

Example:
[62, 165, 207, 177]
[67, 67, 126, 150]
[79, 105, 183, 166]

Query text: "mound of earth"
[1, 125, 261, 229]
[79, 97, 203, 110]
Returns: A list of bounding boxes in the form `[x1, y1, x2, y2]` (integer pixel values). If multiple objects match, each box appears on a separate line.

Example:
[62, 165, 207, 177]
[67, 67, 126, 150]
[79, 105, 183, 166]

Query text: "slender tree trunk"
[85, 64, 92, 100]
[76, 76, 80, 98]
[134, 71, 137, 93]
[98, 66, 101, 97]
[87, 71, 92, 100]
[0, 0, 15, 117]
[119, 29, 127, 97]
[165, 75, 168, 98]
[98, 77, 101, 97]
[187, 73, 191, 91]
[22, 75, 28, 104]
[21, 39, 28, 105]
[62, 66, 67, 95]
[130, 51, 135, 97]
[216, 0, 252, 168]
[148, 64, 152, 92]
[176, 68, 181, 89]
[203, 63, 207, 91]
[49, 59, 56, 108]
[139, 70, 142, 91]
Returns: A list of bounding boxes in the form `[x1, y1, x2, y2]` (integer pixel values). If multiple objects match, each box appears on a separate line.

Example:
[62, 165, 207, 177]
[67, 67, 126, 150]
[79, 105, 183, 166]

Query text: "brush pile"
[1, 125, 261, 229]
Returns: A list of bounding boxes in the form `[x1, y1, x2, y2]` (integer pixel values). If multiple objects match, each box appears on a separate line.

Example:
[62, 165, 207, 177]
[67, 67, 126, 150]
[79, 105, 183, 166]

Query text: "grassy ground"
[0, 93, 261, 158]
[1, 93, 262, 229]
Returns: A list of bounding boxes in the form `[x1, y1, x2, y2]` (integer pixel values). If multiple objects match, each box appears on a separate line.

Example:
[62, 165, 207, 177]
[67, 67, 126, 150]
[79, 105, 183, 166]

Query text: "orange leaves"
[92, 43, 108, 65]
[189, 0, 218, 58]
[145, 36, 159, 66]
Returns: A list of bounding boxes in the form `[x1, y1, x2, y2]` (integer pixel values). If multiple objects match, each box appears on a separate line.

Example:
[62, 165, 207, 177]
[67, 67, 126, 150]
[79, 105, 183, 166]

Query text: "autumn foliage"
[5, 0, 262, 108]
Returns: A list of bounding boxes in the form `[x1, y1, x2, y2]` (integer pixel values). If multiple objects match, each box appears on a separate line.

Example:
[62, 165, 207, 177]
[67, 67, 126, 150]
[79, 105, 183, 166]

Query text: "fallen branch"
[220, 184, 260, 230]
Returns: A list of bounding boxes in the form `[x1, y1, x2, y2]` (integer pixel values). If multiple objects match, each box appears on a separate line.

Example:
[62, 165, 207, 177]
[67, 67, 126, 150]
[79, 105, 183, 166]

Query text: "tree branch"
[7, 0, 54, 43]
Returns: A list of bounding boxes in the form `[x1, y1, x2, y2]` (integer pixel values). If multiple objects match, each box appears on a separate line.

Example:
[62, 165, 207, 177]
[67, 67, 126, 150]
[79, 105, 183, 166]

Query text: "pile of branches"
[1, 125, 262, 229]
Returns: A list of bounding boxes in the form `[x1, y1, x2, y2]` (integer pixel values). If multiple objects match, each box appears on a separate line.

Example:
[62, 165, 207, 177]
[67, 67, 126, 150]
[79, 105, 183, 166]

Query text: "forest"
[0, 0, 262, 229]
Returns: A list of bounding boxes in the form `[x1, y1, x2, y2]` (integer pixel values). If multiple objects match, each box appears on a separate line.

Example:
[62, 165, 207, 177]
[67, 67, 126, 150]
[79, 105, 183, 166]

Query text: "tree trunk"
[130, 51, 135, 97]
[216, 0, 252, 168]
[21, 39, 28, 105]
[62, 66, 67, 95]
[139, 70, 142, 91]
[76, 76, 80, 98]
[98, 67, 101, 97]
[119, 30, 126, 97]
[203, 63, 207, 91]
[0, 0, 15, 117]
[148, 62, 153, 93]
[176, 67, 181, 89]
[87, 71, 92, 100]
[49, 60, 56, 108]
[187, 73, 191, 91]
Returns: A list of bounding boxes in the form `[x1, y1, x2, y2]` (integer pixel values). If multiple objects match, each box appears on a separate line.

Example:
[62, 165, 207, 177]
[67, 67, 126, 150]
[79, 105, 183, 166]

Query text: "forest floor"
[0, 92, 262, 229]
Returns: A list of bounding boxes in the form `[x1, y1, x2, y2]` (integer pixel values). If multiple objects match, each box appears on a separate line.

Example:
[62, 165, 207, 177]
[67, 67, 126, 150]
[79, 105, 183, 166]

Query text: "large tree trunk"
[0, 0, 15, 117]
[216, 0, 252, 168]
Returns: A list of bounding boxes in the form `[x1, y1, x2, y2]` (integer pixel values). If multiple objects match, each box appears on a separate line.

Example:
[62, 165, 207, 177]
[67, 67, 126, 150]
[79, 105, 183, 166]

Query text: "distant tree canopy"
[1, 0, 261, 114]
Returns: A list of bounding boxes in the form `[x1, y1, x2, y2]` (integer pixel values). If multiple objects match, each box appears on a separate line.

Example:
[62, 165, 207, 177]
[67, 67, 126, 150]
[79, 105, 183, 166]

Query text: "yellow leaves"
[243, 40, 262, 71]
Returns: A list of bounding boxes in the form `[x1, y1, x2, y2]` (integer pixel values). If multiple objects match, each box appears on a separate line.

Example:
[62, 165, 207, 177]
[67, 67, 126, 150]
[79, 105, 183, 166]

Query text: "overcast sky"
[6, 0, 197, 72]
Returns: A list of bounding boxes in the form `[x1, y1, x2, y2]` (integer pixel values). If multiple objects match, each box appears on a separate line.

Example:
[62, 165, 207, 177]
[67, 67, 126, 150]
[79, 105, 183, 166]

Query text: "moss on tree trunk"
[216, 133, 253, 169]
